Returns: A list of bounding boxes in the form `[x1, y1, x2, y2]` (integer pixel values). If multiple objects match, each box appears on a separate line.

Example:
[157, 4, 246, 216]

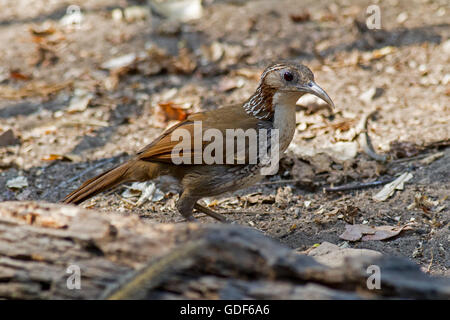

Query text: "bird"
[63, 62, 335, 222]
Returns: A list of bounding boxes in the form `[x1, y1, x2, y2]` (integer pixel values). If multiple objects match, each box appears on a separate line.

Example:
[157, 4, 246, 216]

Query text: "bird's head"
[260, 62, 335, 109]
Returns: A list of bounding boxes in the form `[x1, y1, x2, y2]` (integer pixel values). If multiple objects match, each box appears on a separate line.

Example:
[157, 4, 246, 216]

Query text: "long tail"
[63, 160, 158, 204]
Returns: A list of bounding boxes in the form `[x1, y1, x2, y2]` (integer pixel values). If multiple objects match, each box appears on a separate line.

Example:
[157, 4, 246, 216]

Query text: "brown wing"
[136, 104, 272, 165]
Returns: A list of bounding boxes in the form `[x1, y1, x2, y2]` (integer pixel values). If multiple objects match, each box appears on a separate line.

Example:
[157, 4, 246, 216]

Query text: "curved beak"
[299, 81, 335, 109]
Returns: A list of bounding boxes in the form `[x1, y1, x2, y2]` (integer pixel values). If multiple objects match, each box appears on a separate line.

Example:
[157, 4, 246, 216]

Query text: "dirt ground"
[0, 0, 448, 276]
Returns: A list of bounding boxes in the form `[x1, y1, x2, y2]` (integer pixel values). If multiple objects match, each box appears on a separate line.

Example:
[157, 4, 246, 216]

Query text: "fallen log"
[0, 201, 448, 299]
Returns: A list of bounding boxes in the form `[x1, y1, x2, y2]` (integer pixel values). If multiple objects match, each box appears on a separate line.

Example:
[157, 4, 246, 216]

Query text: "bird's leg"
[177, 191, 229, 222]
[176, 193, 197, 221]
[194, 203, 229, 223]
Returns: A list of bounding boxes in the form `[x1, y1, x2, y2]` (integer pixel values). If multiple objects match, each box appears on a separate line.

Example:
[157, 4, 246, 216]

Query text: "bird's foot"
[194, 203, 230, 223]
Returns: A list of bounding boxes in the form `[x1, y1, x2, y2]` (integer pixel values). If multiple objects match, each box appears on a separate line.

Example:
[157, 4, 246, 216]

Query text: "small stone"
[442, 39, 450, 55]
[396, 12, 408, 24]
[124, 6, 150, 22]
[112, 8, 123, 22]
[308, 242, 382, 268]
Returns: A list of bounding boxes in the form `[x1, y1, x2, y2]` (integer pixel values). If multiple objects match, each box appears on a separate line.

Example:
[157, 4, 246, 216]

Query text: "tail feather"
[63, 158, 162, 204]
[63, 162, 133, 204]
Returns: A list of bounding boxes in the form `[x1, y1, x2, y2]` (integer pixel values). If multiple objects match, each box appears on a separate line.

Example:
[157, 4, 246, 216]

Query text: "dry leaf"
[170, 48, 197, 74]
[10, 70, 32, 81]
[67, 88, 93, 113]
[290, 11, 310, 23]
[153, 101, 190, 127]
[42, 154, 64, 161]
[41, 153, 81, 162]
[0, 129, 21, 147]
[121, 182, 164, 206]
[29, 22, 56, 36]
[373, 172, 413, 202]
[6, 176, 28, 189]
[339, 223, 413, 241]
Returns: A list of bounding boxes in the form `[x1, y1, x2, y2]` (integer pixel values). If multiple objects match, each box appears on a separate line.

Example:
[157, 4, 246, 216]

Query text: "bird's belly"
[180, 164, 263, 197]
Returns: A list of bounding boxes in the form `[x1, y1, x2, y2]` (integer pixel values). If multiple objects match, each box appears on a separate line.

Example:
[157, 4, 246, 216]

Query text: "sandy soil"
[0, 0, 448, 276]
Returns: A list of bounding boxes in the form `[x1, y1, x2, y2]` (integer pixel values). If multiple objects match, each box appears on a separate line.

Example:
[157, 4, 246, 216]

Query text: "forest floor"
[0, 0, 448, 276]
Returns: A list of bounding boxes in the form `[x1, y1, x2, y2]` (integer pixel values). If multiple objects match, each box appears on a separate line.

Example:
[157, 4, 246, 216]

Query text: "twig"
[258, 179, 304, 185]
[390, 153, 431, 163]
[324, 177, 396, 192]
[358, 110, 387, 162]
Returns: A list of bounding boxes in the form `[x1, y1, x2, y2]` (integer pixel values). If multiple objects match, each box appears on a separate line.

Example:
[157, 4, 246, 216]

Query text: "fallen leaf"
[290, 11, 310, 23]
[337, 205, 359, 224]
[153, 101, 190, 127]
[0, 129, 21, 147]
[121, 182, 164, 206]
[170, 47, 197, 74]
[10, 70, 32, 81]
[339, 223, 413, 241]
[29, 22, 56, 36]
[411, 193, 440, 215]
[373, 172, 413, 201]
[41, 153, 81, 162]
[362, 46, 396, 62]
[42, 154, 64, 161]
[67, 88, 93, 113]
[7, 176, 28, 189]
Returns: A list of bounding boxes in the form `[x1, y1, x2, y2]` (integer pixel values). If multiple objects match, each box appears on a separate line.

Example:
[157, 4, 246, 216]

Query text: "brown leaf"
[153, 102, 190, 128]
[10, 70, 32, 81]
[42, 153, 81, 162]
[170, 48, 197, 74]
[29, 23, 56, 36]
[337, 205, 359, 224]
[0, 129, 21, 147]
[290, 11, 310, 23]
[331, 119, 356, 132]
[339, 223, 413, 241]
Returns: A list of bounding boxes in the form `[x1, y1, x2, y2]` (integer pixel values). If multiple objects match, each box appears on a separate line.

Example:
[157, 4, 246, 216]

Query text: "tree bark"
[0, 201, 448, 299]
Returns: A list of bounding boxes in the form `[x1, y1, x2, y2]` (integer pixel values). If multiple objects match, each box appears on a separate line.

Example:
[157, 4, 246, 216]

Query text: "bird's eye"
[283, 71, 294, 82]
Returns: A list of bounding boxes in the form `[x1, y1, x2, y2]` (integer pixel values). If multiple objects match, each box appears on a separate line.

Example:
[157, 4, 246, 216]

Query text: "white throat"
[272, 92, 300, 153]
